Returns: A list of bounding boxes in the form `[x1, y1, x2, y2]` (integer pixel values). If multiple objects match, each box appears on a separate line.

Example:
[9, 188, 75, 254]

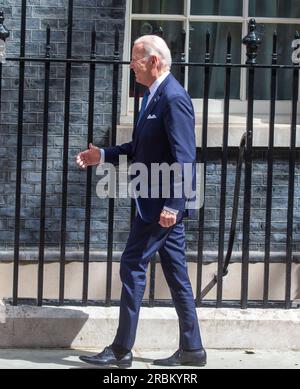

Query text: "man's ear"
[151, 55, 159, 65]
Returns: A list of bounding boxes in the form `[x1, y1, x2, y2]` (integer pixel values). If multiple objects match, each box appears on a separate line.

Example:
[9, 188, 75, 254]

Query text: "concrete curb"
[1, 301, 300, 350]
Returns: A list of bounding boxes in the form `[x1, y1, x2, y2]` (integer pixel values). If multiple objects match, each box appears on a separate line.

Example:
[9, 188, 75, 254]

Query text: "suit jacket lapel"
[133, 74, 172, 148]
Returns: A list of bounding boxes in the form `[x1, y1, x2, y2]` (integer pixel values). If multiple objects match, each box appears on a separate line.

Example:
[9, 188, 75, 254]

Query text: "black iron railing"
[0, 1, 299, 309]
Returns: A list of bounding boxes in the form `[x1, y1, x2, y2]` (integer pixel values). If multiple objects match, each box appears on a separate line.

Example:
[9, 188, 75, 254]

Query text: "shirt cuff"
[163, 206, 179, 215]
[100, 148, 105, 164]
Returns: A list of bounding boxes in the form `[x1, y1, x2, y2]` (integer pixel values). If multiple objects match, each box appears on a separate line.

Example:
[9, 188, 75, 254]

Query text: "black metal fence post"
[59, 0, 74, 305]
[196, 31, 210, 306]
[130, 79, 140, 226]
[216, 33, 232, 307]
[37, 25, 51, 306]
[13, 0, 27, 306]
[241, 18, 261, 309]
[82, 28, 97, 304]
[263, 32, 277, 307]
[105, 27, 120, 306]
[180, 30, 186, 87]
[285, 32, 299, 309]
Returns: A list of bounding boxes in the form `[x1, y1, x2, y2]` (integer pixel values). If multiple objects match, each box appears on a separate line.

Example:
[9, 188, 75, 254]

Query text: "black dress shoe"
[79, 345, 133, 368]
[153, 348, 207, 367]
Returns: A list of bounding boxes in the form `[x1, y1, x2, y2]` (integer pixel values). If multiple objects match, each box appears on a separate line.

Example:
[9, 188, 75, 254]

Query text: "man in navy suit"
[76, 35, 206, 368]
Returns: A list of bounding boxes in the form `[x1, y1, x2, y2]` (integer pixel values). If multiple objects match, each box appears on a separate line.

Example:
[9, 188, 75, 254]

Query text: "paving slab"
[1, 303, 300, 351]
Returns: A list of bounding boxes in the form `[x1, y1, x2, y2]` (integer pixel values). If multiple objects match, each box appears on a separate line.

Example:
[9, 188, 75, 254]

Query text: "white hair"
[134, 35, 172, 71]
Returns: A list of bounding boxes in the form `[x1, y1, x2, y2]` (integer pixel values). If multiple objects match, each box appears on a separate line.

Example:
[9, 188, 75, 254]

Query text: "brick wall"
[183, 150, 300, 254]
[0, 0, 126, 251]
[0, 1, 299, 257]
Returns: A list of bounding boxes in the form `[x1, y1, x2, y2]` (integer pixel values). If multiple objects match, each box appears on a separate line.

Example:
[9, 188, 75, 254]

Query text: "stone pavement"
[0, 348, 299, 369]
[2, 305, 300, 351]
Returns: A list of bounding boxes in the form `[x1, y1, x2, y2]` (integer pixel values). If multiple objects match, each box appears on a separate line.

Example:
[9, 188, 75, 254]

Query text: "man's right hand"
[76, 143, 101, 169]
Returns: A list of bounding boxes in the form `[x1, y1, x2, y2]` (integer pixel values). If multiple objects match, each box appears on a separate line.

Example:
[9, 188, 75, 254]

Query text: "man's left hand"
[159, 209, 177, 228]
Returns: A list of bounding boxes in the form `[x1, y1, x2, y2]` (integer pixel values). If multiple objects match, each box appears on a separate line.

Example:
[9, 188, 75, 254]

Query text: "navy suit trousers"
[113, 214, 203, 351]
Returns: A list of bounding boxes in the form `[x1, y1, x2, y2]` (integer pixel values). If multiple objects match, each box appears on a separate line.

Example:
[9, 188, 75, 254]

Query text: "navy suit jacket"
[104, 73, 197, 223]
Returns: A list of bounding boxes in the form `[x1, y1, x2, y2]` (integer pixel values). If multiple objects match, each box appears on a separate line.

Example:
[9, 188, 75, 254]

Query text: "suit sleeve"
[103, 141, 133, 166]
[163, 93, 196, 211]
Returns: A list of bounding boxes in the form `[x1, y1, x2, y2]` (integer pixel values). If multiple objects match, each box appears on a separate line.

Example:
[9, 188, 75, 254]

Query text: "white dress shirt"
[145, 71, 170, 109]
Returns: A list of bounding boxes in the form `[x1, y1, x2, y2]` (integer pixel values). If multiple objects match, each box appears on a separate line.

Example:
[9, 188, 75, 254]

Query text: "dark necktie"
[137, 89, 150, 125]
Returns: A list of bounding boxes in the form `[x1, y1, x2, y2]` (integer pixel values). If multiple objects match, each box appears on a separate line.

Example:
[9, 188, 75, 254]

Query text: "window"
[121, 0, 300, 117]
[188, 22, 242, 99]
[249, 0, 300, 18]
[132, 0, 184, 15]
[191, 0, 243, 16]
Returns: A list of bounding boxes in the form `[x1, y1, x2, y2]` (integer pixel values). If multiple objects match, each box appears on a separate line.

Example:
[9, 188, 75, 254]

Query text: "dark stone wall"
[0, 1, 299, 258]
[183, 150, 300, 255]
[0, 0, 126, 250]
